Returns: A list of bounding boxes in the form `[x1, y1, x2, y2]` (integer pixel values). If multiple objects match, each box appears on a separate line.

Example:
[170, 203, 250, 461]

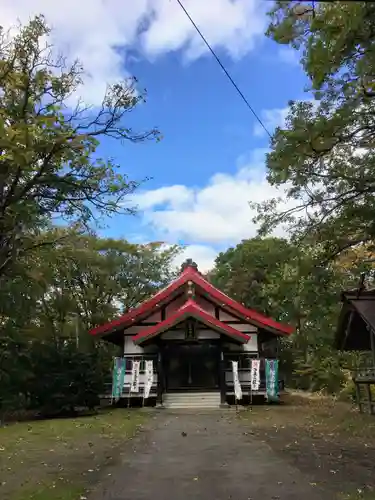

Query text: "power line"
[175, 0, 272, 139]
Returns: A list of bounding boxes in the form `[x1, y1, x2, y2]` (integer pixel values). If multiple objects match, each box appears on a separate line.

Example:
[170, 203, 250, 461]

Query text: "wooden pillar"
[355, 382, 363, 413]
[219, 347, 226, 406]
[370, 327, 375, 368]
[366, 383, 373, 415]
[370, 328, 375, 415]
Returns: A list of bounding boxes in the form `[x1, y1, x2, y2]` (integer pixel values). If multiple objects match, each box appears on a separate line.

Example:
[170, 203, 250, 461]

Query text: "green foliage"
[210, 237, 295, 319]
[26, 341, 105, 416]
[21, 232, 180, 335]
[237, 2, 375, 394]
[0, 335, 30, 413]
[210, 237, 373, 394]
[254, 2, 375, 262]
[292, 346, 348, 394]
[0, 16, 178, 420]
[0, 230, 180, 418]
[0, 335, 106, 418]
[0, 16, 159, 278]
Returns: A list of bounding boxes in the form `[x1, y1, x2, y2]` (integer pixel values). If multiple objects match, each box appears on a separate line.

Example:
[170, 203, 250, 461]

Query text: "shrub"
[0, 337, 106, 419]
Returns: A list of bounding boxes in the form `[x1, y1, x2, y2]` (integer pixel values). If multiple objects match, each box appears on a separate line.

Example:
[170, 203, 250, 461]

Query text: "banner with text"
[130, 360, 141, 393]
[232, 360, 242, 401]
[111, 357, 126, 402]
[250, 359, 261, 391]
[265, 359, 279, 402]
[143, 360, 154, 399]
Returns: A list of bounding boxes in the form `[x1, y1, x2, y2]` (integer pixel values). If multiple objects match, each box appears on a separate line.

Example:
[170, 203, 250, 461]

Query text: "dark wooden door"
[164, 343, 220, 391]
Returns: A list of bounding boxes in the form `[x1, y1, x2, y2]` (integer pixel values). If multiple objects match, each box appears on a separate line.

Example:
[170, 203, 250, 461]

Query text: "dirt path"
[88, 410, 329, 500]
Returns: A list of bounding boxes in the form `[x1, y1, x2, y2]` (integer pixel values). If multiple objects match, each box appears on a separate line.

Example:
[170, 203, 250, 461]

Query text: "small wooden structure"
[335, 289, 375, 414]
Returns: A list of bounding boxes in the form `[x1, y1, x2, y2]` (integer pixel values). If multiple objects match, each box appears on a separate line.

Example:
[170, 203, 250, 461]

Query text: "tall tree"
[0, 16, 159, 277]
[254, 2, 375, 262]
[0, 232, 180, 415]
[210, 237, 375, 392]
[210, 237, 296, 320]
[5, 232, 180, 341]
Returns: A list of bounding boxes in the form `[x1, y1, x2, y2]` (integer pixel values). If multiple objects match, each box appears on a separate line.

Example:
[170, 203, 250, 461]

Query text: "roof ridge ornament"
[180, 258, 198, 273]
[187, 280, 195, 299]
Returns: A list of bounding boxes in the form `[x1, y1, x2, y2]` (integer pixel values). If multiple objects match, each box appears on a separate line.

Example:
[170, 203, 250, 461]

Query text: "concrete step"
[164, 392, 220, 398]
[164, 396, 220, 403]
[163, 392, 221, 409]
[165, 404, 219, 409]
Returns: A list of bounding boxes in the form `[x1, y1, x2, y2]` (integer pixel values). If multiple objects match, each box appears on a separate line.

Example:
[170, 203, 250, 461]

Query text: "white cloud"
[1, 0, 266, 106]
[173, 244, 218, 273]
[253, 106, 289, 137]
[133, 185, 194, 211]
[132, 149, 293, 249]
[142, 0, 266, 61]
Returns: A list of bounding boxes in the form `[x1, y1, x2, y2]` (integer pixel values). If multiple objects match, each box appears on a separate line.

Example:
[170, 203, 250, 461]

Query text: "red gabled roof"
[133, 299, 249, 345]
[192, 271, 293, 335]
[89, 266, 193, 336]
[89, 265, 294, 337]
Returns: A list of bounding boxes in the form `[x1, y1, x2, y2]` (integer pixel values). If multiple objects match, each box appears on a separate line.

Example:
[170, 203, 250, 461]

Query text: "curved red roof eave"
[89, 265, 294, 337]
[133, 299, 249, 345]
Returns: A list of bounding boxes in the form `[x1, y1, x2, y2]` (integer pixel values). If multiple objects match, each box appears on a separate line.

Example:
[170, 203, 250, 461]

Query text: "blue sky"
[3, 0, 309, 271]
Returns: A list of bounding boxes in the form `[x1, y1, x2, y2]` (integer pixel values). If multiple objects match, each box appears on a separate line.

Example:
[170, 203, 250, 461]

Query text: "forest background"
[1, 2, 375, 418]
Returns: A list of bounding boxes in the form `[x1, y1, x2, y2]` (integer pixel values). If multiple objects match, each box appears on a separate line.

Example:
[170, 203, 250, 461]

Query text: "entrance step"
[163, 392, 221, 409]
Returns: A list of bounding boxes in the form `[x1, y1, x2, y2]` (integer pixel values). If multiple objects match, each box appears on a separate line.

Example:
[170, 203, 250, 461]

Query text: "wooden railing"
[352, 367, 375, 415]
[352, 367, 375, 383]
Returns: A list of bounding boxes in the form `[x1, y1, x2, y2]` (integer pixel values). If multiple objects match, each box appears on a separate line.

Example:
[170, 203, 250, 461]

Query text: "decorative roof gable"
[132, 299, 249, 345]
[89, 263, 294, 337]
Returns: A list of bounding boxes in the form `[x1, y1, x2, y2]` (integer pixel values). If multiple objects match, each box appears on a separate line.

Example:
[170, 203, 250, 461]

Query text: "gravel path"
[88, 410, 329, 500]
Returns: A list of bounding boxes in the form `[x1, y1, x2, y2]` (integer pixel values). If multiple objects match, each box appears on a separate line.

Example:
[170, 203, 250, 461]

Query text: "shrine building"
[89, 260, 293, 408]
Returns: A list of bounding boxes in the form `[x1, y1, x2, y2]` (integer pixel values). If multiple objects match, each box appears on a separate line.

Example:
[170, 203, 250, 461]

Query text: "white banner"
[143, 360, 154, 399]
[232, 360, 242, 401]
[130, 360, 140, 393]
[250, 359, 261, 391]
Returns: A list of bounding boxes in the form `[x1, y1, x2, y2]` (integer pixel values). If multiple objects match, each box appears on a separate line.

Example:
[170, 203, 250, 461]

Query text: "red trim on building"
[89, 265, 294, 337]
[192, 274, 293, 335]
[133, 299, 249, 345]
[89, 267, 192, 336]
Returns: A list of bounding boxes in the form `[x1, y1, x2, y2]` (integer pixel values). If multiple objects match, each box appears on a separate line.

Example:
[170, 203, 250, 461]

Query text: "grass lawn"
[240, 392, 375, 499]
[0, 409, 148, 500]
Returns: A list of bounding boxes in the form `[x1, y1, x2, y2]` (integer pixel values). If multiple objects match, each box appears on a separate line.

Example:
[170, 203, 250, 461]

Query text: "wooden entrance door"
[164, 343, 220, 391]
